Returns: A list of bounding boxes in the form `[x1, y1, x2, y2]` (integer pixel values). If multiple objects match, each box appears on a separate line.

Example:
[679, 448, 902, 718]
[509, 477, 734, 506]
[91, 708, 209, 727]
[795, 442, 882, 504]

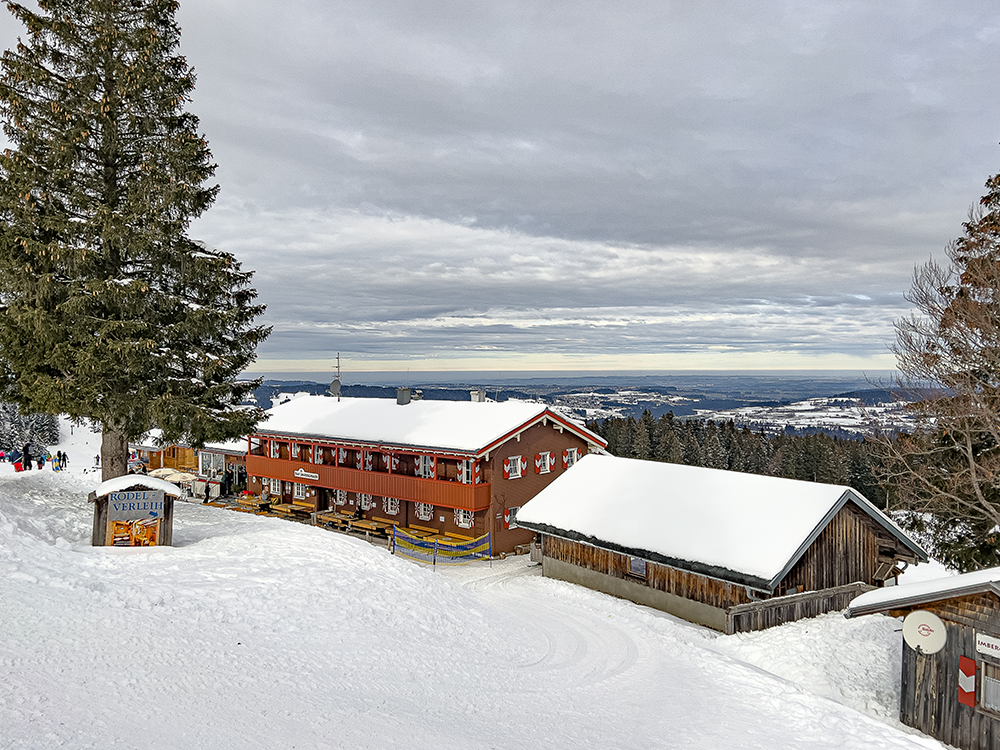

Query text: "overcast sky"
[4, 1, 999, 374]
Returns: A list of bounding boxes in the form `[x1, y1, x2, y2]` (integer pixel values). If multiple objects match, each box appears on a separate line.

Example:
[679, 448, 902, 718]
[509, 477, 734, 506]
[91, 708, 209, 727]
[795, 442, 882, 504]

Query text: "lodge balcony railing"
[246, 455, 492, 512]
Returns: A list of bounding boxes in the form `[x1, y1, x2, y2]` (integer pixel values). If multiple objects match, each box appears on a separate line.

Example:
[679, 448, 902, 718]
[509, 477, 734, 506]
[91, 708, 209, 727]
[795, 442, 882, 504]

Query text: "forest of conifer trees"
[587, 412, 887, 508]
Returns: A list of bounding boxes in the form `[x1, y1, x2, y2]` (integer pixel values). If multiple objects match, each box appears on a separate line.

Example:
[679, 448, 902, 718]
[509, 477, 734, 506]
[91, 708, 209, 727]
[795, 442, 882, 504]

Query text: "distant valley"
[248, 371, 916, 439]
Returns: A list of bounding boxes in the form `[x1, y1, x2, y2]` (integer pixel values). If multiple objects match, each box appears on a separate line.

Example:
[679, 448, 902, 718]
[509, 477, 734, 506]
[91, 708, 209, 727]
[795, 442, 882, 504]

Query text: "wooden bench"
[315, 510, 350, 526]
[237, 495, 270, 510]
[409, 524, 439, 535]
[397, 526, 434, 538]
[270, 503, 311, 518]
[348, 518, 393, 537]
[372, 516, 399, 528]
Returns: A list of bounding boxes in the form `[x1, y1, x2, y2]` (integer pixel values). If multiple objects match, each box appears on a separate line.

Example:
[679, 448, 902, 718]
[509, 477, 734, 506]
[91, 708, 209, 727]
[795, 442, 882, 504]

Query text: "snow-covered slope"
[0, 420, 946, 749]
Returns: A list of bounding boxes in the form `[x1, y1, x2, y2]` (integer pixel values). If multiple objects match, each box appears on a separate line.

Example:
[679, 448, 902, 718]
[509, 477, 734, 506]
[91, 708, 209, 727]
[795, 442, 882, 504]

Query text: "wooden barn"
[245, 389, 606, 553]
[845, 569, 1000, 750]
[515, 454, 926, 633]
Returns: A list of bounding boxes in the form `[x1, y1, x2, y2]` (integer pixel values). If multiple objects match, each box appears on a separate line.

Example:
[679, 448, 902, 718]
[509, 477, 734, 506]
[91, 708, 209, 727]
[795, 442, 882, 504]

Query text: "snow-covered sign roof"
[516, 454, 926, 592]
[94, 475, 183, 497]
[255, 395, 605, 455]
[844, 566, 999, 618]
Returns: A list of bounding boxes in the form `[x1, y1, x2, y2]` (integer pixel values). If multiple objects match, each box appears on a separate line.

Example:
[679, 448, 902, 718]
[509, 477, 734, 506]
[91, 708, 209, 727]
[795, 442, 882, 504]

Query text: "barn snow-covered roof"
[845, 566, 1000, 617]
[255, 395, 604, 455]
[516, 454, 926, 592]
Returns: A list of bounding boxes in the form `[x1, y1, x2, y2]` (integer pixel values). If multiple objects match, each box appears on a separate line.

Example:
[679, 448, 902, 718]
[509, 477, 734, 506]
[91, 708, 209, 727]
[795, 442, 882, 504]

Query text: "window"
[334, 489, 347, 506]
[359, 493, 374, 511]
[506, 455, 523, 479]
[535, 452, 552, 474]
[415, 502, 434, 522]
[283, 482, 292, 496]
[313, 446, 323, 464]
[458, 460, 473, 485]
[454, 509, 473, 529]
[269, 477, 281, 496]
[291, 443, 299, 459]
[628, 556, 647, 579]
[382, 497, 400, 516]
[416, 455, 435, 478]
[293, 483, 306, 500]
[563, 448, 578, 468]
[985, 662, 1000, 714]
[504, 506, 519, 530]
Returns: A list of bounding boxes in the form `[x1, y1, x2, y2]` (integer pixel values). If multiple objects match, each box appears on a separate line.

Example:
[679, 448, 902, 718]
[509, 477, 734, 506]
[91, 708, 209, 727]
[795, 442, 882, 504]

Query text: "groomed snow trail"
[1, 425, 946, 749]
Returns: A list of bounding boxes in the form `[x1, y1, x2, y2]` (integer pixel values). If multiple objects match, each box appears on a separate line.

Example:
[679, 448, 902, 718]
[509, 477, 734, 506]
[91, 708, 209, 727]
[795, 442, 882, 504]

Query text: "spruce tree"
[0, 0, 269, 480]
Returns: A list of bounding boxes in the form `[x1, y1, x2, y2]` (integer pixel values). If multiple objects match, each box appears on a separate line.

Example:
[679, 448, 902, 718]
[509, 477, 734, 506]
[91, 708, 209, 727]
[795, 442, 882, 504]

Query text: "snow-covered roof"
[845, 566, 1000, 617]
[255, 395, 604, 455]
[94, 475, 183, 497]
[201, 438, 247, 455]
[516, 454, 926, 591]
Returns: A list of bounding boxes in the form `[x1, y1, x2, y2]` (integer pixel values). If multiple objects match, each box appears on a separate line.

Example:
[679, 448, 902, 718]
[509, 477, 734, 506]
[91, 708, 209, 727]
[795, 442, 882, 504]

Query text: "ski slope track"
[0, 419, 948, 749]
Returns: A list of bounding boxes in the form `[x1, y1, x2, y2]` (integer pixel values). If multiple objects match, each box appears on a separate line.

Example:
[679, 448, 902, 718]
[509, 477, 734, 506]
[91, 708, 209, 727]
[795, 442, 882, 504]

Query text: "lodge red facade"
[245, 396, 606, 553]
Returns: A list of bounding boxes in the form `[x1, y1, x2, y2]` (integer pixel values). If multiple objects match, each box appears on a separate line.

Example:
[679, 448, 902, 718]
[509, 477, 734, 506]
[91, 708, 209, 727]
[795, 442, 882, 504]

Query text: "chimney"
[470, 389, 486, 402]
[396, 387, 411, 405]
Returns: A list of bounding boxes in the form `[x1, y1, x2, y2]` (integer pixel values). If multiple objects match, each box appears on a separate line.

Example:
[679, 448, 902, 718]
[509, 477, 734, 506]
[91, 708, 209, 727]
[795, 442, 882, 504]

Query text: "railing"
[245, 455, 491, 512]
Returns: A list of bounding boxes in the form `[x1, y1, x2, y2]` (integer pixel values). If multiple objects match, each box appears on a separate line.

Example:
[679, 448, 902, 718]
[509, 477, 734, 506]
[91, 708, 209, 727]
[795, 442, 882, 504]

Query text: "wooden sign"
[105, 490, 165, 546]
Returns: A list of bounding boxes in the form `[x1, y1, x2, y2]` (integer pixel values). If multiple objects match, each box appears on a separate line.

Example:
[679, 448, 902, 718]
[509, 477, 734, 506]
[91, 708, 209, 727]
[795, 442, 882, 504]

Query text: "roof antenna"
[329, 352, 342, 401]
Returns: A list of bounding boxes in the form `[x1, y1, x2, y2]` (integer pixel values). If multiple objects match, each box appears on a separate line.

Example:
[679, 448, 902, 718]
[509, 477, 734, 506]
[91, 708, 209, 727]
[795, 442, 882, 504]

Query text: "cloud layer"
[3, 1, 998, 371]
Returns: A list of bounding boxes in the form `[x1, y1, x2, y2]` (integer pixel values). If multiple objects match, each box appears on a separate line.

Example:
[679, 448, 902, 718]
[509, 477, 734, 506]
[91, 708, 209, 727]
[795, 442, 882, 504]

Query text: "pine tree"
[0, 0, 269, 480]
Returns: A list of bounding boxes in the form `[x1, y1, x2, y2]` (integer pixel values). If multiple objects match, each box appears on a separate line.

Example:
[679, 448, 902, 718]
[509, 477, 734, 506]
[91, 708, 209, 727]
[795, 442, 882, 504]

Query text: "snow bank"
[0, 419, 944, 749]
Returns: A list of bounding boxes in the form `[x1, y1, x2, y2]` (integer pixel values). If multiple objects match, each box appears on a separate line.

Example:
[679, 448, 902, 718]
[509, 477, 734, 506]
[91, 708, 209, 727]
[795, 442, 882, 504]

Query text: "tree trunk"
[101, 427, 128, 482]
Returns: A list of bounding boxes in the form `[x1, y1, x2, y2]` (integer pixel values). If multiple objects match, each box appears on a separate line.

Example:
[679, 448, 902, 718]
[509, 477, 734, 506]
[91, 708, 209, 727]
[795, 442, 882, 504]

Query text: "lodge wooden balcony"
[246, 455, 492, 512]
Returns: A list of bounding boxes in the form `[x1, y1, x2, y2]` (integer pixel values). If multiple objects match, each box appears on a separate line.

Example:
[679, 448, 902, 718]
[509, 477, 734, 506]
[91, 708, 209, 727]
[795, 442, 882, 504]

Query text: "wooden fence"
[725, 581, 875, 634]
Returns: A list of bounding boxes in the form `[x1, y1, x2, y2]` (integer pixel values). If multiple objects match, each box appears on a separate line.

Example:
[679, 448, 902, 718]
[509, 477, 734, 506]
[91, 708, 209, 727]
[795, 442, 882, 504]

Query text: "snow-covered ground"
[697, 396, 916, 437]
[1, 420, 948, 749]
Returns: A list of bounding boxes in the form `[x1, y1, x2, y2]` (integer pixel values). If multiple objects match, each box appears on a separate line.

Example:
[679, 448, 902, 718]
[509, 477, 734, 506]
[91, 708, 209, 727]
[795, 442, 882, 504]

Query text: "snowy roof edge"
[515, 519, 773, 592]
[844, 580, 1000, 618]
[256, 405, 606, 456]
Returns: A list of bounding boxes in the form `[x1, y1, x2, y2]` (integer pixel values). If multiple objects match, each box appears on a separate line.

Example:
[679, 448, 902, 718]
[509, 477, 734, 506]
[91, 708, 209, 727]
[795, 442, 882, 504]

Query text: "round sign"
[902, 610, 947, 655]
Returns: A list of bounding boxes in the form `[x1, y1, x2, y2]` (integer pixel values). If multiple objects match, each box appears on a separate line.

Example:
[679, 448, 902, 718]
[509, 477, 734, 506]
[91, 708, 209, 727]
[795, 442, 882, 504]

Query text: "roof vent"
[396, 387, 411, 405]
[470, 390, 486, 402]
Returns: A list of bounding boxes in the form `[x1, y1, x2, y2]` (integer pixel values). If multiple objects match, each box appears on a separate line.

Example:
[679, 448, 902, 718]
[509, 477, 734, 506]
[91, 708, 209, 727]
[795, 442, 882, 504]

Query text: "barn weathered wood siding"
[780, 503, 886, 594]
[893, 592, 1000, 750]
[542, 535, 753, 611]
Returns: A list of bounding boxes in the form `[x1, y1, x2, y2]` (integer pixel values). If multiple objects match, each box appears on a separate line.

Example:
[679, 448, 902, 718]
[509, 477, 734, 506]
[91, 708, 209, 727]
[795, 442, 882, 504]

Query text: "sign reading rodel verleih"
[108, 490, 165, 521]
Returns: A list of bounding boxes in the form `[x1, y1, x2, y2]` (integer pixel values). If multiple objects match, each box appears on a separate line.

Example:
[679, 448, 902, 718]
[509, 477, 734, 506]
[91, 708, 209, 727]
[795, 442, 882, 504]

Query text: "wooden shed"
[516, 454, 926, 633]
[90, 475, 183, 547]
[845, 569, 1000, 750]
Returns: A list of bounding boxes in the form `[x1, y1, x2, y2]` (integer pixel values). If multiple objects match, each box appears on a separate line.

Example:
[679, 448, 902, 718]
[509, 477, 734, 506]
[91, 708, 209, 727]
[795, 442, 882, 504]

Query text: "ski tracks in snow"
[449, 558, 640, 689]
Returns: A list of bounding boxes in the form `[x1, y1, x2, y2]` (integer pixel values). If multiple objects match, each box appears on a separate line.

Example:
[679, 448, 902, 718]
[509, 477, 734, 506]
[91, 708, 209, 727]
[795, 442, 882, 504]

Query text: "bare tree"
[880, 171, 1000, 570]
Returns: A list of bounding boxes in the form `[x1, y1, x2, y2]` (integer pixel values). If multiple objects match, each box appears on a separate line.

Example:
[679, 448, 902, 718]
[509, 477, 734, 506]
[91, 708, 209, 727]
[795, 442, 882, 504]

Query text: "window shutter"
[355, 452, 362, 470]
[534, 453, 542, 473]
[562, 449, 569, 468]
[473, 461, 481, 484]
[503, 457, 511, 479]
[519, 456, 528, 474]
[549, 451, 556, 470]
[391, 454, 399, 471]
